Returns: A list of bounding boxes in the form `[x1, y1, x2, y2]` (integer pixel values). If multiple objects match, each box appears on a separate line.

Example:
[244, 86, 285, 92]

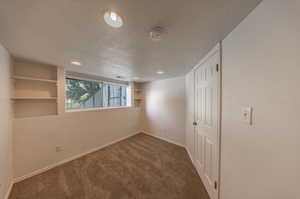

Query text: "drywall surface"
[13, 107, 141, 179]
[142, 77, 186, 146]
[0, 43, 13, 198]
[221, 1, 300, 198]
[13, 67, 141, 179]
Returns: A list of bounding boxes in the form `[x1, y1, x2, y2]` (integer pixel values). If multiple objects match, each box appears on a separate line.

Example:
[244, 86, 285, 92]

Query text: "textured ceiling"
[0, 0, 261, 82]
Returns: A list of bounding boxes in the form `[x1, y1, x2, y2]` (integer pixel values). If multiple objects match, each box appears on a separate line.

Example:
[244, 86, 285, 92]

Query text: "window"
[65, 77, 130, 110]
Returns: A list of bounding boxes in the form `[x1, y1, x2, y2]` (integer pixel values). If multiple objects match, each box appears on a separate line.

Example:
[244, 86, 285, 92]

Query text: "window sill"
[65, 106, 137, 113]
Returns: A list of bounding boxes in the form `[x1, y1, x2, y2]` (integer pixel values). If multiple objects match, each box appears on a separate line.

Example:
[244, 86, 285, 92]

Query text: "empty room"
[0, 0, 299, 199]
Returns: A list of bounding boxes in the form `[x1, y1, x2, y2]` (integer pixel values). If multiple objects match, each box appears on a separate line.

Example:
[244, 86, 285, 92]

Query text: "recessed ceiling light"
[157, 70, 164, 74]
[71, 61, 81, 66]
[104, 10, 124, 28]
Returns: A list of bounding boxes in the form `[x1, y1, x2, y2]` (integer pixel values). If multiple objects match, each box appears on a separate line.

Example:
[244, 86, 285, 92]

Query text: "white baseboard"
[14, 132, 140, 183]
[5, 182, 13, 199]
[141, 131, 185, 148]
[185, 147, 194, 164]
[13, 131, 187, 184]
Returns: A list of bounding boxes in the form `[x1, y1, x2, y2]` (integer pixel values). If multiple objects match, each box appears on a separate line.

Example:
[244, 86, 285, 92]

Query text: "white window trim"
[65, 106, 134, 113]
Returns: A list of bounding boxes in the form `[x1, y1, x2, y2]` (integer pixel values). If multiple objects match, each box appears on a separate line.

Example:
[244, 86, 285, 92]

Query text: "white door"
[185, 71, 195, 159]
[194, 46, 220, 199]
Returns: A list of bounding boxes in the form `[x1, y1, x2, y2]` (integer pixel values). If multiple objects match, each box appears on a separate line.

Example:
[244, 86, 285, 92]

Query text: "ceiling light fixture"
[157, 70, 164, 74]
[71, 61, 81, 66]
[104, 10, 124, 28]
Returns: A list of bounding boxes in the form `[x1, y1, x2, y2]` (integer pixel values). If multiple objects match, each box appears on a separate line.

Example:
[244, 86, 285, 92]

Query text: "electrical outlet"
[242, 107, 253, 125]
[55, 146, 63, 152]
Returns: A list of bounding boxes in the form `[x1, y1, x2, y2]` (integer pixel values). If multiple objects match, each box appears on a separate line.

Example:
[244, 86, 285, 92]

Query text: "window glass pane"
[121, 86, 127, 106]
[108, 84, 122, 107]
[102, 84, 109, 107]
[65, 78, 128, 110]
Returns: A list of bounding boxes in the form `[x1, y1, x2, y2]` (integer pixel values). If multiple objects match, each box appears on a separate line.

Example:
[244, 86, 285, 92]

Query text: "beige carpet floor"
[9, 133, 210, 199]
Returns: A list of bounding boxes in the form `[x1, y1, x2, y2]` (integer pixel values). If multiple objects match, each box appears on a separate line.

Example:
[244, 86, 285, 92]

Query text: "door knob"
[193, 122, 198, 126]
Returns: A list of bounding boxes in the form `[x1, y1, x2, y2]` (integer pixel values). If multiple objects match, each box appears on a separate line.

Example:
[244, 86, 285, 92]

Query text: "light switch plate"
[242, 107, 253, 125]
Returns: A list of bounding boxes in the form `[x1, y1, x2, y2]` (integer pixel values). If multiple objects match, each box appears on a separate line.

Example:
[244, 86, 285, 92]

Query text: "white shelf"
[11, 97, 57, 100]
[12, 76, 57, 84]
[12, 60, 59, 118]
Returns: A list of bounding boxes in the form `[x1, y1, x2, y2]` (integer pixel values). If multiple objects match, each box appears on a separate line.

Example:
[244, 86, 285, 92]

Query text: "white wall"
[142, 77, 186, 146]
[13, 68, 141, 180]
[221, 1, 300, 198]
[0, 43, 13, 199]
[13, 107, 141, 180]
[13, 69, 185, 181]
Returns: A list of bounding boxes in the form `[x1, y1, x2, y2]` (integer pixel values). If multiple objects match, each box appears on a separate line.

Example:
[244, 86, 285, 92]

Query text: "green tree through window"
[66, 78, 128, 110]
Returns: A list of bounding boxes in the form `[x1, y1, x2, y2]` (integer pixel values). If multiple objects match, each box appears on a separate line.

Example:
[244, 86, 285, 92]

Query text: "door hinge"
[214, 181, 218, 190]
[216, 64, 219, 72]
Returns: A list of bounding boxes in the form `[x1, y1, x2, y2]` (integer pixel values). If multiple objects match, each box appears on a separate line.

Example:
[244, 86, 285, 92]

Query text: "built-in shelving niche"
[12, 59, 59, 118]
[134, 83, 144, 108]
